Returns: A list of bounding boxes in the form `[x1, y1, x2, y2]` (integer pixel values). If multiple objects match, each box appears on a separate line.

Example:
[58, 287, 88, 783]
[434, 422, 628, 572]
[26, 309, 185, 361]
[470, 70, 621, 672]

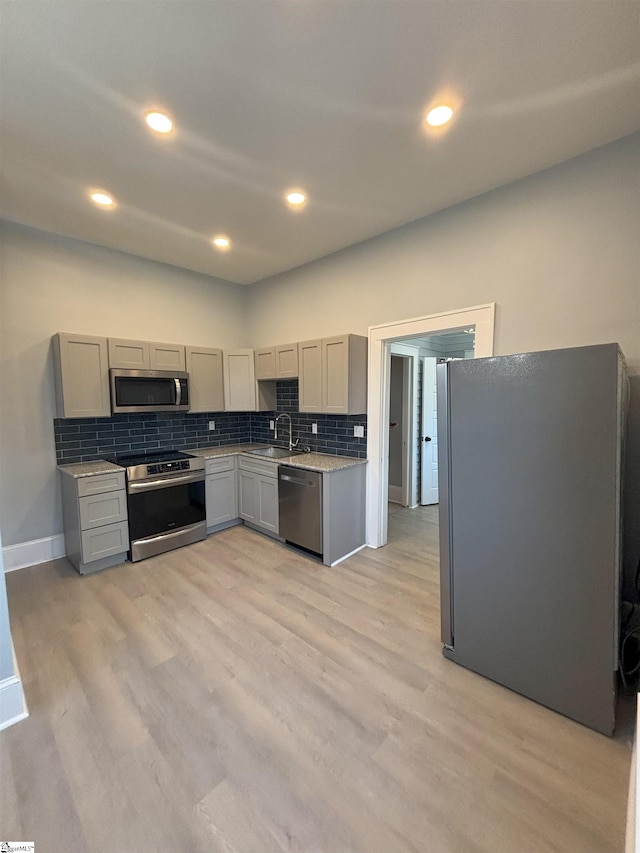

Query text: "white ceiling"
[1, 1, 639, 285]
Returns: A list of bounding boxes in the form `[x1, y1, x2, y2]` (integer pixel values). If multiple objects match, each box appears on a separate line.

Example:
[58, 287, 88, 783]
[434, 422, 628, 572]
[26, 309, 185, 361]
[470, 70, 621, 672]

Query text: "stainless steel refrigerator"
[436, 343, 627, 735]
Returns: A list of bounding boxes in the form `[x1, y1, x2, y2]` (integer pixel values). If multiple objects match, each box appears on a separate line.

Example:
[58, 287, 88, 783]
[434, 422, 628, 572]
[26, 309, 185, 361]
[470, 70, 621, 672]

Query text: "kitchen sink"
[248, 446, 296, 459]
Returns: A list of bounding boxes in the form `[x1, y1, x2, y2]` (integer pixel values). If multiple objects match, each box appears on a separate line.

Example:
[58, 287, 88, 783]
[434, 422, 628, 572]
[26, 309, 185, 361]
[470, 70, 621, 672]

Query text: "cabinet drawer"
[77, 471, 125, 497]
[205, 456, 236, 475]
[79, 490, 127, 530]
[81, 521, 129, 563]
[238, 455, 278, 478]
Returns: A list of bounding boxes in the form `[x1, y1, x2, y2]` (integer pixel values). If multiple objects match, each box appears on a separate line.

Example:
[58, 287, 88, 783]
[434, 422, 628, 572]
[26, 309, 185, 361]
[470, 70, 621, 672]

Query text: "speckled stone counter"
[57, 460, 124, 479]
[276, 452, 367, 473]
[187, 443, 268, 460]
[189, 444, 366, 472]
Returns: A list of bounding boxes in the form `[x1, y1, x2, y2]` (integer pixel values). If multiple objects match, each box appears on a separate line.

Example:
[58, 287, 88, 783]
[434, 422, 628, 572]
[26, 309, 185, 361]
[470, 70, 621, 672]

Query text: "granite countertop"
[187, 443, 269, 460]
[189, 444, 365, 472]
[275, 452, 366, 473]
[57, 460, 124, 478]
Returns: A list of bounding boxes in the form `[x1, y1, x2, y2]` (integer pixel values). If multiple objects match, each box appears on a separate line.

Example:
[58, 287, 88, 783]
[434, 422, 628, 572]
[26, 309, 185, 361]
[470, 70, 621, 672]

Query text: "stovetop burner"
[109, 449, 195, 467]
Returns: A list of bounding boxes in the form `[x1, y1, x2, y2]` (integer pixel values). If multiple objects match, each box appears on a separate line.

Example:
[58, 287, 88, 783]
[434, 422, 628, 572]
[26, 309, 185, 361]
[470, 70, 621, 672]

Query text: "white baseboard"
[3, 534, 65, 572]
[0, 644, 28, 731]
[0, 676, 28, 730]
[330, 544, 367, 567]
[388, 485, 403, 504]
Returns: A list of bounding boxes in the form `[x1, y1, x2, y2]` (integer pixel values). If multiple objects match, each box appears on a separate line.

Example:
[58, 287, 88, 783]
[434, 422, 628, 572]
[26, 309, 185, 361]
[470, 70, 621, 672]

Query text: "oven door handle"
[128, 471, 204, 493]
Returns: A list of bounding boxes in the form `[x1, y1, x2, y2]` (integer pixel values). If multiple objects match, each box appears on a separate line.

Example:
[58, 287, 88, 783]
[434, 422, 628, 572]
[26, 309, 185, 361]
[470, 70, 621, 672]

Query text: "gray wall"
[247, 134, 639, 374]
[246, 133, 640, 586]
[0, 222, 249, 546]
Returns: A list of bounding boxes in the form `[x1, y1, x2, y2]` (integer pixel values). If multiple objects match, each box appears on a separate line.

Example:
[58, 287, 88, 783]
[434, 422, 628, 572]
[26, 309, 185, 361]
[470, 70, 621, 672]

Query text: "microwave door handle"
[174, 378, 181, 407]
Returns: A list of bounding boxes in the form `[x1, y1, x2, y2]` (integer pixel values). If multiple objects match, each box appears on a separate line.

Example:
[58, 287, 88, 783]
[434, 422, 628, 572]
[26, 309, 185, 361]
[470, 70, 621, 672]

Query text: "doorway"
[367, 303, 496, 549]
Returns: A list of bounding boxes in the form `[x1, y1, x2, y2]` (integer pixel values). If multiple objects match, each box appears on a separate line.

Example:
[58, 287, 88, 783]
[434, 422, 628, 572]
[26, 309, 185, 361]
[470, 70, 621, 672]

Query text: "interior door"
[420, 357, 439, 504]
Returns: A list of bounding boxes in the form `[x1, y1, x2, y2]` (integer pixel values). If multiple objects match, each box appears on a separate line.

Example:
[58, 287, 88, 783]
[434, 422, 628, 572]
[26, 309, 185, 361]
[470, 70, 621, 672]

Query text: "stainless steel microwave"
[110, 369, 190, 414]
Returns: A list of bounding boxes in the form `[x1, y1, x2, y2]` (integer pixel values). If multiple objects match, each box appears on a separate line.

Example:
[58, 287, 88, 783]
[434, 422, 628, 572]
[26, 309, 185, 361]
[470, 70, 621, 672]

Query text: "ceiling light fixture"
[285, 190, 307, 208]
[425, 104, 454, 127]
[144, 110, 174, 134]
[89, 190, 115, 207]
[212, 235, 231, 251]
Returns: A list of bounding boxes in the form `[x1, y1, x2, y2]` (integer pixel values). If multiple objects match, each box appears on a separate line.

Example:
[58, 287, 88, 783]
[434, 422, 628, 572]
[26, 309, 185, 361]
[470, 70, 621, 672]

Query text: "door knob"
[424, 436, 432, 442]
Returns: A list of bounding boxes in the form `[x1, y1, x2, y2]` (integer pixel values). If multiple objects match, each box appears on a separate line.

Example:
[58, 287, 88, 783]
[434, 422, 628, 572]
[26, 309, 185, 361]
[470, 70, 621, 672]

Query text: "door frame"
[366, 303, 496, 548]
[388, 345, 420, 507]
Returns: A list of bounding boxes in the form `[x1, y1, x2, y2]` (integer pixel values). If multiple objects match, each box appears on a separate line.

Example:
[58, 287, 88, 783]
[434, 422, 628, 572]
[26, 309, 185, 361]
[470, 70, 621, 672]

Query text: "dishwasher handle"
[279, 472, 319, 487]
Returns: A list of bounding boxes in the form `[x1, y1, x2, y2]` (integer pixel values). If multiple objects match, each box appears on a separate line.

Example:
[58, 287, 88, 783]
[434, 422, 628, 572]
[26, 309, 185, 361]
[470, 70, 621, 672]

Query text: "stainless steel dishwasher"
[278, 466, 323, 555]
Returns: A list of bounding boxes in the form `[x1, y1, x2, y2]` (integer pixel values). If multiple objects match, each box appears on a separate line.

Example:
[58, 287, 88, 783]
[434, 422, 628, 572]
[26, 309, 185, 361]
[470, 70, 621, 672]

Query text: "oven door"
[126, 470, 206, 561]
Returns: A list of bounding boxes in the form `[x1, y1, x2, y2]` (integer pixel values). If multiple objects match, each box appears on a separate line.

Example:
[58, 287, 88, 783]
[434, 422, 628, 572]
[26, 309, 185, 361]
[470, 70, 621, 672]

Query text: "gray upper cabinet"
[149, 342, 186, 371]
[186, 346, 224, 412]
[224, 349, 275, 411]
[108, 338, 150, 369]
[299, 334, 367, 414]
[52, 332, 111, 419]
[223, 349, 257, 411]
[275, 343, 299, 378]
[322, 334, 367, 415]
[298, 339, 323, 412]
[255, 347, 277, 380]
[255, 343, 299, 380]
[108, 338, 185, 371]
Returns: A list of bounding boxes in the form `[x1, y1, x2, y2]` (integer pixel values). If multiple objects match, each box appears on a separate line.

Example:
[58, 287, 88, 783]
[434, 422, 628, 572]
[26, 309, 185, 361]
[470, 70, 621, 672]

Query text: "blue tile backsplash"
[54, 380, 367, 464]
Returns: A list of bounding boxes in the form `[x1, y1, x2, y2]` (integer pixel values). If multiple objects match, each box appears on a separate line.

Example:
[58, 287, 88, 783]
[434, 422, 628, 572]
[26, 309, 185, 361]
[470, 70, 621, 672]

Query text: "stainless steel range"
[110, 450, 206, 562]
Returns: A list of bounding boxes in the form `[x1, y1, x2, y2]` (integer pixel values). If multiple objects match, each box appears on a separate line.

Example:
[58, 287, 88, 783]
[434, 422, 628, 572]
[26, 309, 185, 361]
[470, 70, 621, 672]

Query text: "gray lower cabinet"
[59, 469, 129, 574]
[205, 457, 240, 531]
[237, 456, 279, 536]
[321, 464, 366, 566]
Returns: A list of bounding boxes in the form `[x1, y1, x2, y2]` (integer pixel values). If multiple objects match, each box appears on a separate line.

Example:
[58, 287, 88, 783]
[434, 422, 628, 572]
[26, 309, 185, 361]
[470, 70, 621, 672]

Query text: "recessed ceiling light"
[212, 235, 231, 250]
[144, 110, 174, 134]
[286, 190, 307, 208]
[425, 105, 454, 127]
[89, 190, 115, 207]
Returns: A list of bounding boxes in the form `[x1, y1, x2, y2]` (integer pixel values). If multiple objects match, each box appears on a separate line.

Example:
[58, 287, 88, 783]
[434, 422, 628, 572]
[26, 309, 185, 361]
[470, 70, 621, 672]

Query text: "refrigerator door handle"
[437, 361, 454, 648]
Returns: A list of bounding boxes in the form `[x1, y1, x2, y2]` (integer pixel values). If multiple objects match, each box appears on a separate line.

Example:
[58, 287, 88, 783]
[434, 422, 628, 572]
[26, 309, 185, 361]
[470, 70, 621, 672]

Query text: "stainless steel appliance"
[111, 450, 206, 561]
[437, 343, 627, 735]
[110, 368, 190, 414]
[279, 465, 323, 555]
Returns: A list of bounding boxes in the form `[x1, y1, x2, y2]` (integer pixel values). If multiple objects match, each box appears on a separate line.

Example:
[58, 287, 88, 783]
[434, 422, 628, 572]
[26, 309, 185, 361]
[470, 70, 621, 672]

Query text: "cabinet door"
[79, 491, 128, 530]
[223, 350, 257, 411]
[186, 347, 224, 412]
[257, 475, 279, 534]
[53, 333, 111, 418]
[237, 470, 257, 522]
[322, 335, 350, 414]
[276, 343, 299, 378]
[150, 342, 186, 371]
[81, 521, 129, 564]
[255, 348, 277, 380]
[298, 339, 322, 412]
[206, 470, 238, 526]
[108, 338, 150, 369]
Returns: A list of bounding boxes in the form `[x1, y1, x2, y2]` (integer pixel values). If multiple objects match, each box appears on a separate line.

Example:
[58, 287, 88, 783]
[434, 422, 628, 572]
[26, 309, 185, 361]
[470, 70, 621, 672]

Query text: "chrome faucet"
[274, 412, 298, 451]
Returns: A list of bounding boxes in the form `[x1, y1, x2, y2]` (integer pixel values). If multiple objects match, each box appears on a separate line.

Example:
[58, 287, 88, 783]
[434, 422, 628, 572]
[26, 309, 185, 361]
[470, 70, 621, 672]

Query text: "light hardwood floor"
[2, 505, 634, 853]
